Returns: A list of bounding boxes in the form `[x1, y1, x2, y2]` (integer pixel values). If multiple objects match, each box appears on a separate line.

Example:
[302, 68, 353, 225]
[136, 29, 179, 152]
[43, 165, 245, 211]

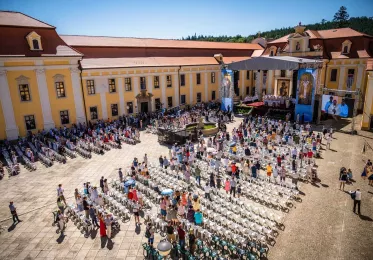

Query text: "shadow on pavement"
[56, 233, 66, 244]
[101, 236, 108, 248]
[359, 214, 373, 222]
[135, 224, 141, 235]
[7, 223, 16, 232]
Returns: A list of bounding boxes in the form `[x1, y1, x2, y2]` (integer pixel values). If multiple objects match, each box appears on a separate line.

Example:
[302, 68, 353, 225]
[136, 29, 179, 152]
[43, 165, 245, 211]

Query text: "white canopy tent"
[226, 56, 323, 70]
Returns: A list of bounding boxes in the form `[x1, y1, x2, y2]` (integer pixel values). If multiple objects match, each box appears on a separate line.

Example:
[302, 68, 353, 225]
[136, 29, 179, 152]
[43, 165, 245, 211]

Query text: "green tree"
[333, 6, 350, 27]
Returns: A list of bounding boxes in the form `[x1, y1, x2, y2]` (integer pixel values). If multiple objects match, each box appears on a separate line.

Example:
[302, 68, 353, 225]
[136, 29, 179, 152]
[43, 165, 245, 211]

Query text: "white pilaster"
[174, 74, 180, 106]
[0, 70, 19, 140]
[189, 73, 194, 104]
[160, 75, 166, 107]
[133, 76, 140, 112]
[267, 70, 274, 95]
[147, 75, 154, 111]
[217, 70, 222, 99]
[204, 72, 208, 102]
[117, 77, 125, 116]
[70, 68, 86, 123]
[338, 66, 345, 90]
[35, 69, 55, 129]
[95, 77, 108, 120]
[355, 65, 365, 109]
[362, 72, 373, 126]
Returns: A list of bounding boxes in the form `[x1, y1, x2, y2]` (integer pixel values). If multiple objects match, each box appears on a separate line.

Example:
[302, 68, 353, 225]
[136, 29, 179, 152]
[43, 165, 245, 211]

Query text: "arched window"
[32, 39, 40, 50]
[343, 45, 348, 54]
[270, 51, 274, 56]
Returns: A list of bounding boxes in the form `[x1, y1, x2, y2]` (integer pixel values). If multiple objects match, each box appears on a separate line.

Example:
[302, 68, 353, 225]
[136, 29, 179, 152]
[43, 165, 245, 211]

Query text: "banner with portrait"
[277, 79, 290, 97]
[220, 69, 234, 111]
[295, 68, 317, 122]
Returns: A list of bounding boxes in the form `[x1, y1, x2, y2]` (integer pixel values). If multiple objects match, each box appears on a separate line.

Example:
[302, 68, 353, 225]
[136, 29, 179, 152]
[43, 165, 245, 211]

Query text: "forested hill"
[182, 16, 373, 43]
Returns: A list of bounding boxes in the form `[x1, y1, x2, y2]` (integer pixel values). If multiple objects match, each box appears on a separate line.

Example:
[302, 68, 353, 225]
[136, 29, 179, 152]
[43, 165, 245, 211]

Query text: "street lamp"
[157, 239, 172, 257]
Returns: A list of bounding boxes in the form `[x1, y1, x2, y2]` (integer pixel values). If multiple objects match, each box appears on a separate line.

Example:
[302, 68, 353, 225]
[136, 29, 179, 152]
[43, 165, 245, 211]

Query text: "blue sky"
[1, 0, 372, 39]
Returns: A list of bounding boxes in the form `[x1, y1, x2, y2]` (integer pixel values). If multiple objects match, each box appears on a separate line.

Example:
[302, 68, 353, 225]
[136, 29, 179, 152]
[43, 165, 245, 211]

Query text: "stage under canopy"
[227, 56, 323, 71]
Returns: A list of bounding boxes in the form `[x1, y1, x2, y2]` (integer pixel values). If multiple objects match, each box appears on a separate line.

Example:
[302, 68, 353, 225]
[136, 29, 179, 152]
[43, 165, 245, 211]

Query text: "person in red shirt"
[177, 224, 186, 249]
[231, 163, 237, 176]
[307, 149, 313, 164]
[277, 155, 281, 167]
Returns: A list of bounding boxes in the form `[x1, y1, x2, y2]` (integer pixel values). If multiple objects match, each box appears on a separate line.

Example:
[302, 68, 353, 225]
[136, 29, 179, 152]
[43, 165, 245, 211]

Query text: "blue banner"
[221, 69, 234, 111]
[295, 68, 317, 122]
[221, 98, 233, 112]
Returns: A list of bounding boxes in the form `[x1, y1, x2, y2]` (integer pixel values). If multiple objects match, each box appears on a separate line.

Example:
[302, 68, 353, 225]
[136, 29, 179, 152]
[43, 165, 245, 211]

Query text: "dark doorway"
[233, 71, 240, 96]
[292, 70, 298, 99]
[141, 102, 148, 113]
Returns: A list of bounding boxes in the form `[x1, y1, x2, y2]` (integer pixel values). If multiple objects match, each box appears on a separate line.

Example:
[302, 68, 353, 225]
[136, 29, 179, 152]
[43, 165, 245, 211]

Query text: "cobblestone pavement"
[0, 117, 372, 260]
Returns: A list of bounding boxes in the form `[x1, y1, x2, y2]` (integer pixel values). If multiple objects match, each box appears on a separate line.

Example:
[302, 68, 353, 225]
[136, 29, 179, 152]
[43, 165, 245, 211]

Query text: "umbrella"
[161, 189, 173, 196]
[229, 142, 236, 147]
[124, 179, 135, 187]
[207, 148, 216, 153]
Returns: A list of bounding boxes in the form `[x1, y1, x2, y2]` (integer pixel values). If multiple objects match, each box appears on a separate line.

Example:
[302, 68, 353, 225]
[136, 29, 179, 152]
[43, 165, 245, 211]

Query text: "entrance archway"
[136, 90, 153, 113]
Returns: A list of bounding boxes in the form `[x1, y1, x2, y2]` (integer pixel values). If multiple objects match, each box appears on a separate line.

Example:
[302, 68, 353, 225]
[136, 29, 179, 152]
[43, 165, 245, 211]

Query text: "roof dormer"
[26, 31, 43, 51]
[269, 46, 277, 56]
[342, 40, 352, 54]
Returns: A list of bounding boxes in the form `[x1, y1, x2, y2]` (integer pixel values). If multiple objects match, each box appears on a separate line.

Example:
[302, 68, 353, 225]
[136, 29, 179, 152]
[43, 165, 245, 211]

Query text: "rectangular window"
[19, 84, 31, 101]
[246, 71, 250, 80]
[330, 69, 338, 82]
[235, 71, 240, 81]
[86, 80, 95, 95]
[90, 106, 98, 120]
[212, 91, 216, 100]
[246, 86, 250, 95]
[155, 98, 161, 110]
[55, 82, 66, 98]
[166, 75, 172, 88]
[24, 115, 36, 130]
[154, 76, 160, 89]
[108, 79, 116, 93]
[263, 70, 267, 85]
[168, 96, 173, 108]
[140, 76, 146, 90]
[254, 72, 257, 80]
[197, 92, 202, 103]
[347, 69, 355, 89]
[211, 72, 215, 83]
[125, 77, 132, 91]
[281, 70, 286, 77]
[180, 74, 185, 86]
[196, 73, 201, 85]
[60, 110, 70, 125]
[111, 104, 118, 116]
[127, 102, 133, 114]
[180, 95, 186, 104]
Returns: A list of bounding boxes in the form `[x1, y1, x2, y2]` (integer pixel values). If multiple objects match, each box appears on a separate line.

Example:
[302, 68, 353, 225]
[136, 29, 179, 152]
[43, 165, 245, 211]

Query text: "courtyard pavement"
[0, 117, 372, 260]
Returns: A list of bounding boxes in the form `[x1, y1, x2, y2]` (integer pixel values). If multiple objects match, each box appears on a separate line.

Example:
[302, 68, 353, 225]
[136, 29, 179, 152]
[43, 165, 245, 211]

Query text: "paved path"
[0, 117, 372, 260]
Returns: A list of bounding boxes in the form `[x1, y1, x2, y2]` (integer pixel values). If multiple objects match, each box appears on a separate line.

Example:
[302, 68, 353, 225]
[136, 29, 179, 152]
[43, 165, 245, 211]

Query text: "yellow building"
[258, 23, 373, 126]
[0, 11, 86, 140]
[2, 12, 373, 140]
[0, 11, 262, 140]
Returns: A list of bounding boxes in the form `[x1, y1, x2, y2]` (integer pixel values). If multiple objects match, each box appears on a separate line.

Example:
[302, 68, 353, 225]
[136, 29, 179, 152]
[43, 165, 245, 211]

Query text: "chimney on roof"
[214, 53, 224, 64]
[294, 22, 306, 34]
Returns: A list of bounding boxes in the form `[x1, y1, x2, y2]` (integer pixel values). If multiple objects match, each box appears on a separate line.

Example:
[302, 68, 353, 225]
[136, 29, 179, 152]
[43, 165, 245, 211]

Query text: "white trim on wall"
[35, 69, 55, 130]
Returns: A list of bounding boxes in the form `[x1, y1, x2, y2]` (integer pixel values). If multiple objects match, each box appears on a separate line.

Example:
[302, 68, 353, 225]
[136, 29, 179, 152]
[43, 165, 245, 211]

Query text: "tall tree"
[333, 6, 350, 27]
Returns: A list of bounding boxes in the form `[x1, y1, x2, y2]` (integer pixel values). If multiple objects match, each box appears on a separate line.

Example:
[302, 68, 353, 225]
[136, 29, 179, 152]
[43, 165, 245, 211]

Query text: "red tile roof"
[61, 35, 263, 50]
[0, 11, 54, 28]
[80, 57, 220, 69]
[269, 28, 371, 43]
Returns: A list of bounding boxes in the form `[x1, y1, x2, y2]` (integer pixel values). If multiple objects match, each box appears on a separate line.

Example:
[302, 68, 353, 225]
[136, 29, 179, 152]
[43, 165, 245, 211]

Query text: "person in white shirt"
[204, 183, 211, 201]
[353, 188, 361, 215]
[57, 184, 66, 205]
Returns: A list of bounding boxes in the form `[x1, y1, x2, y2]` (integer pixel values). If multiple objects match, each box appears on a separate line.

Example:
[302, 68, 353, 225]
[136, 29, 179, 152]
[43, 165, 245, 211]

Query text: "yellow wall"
[0, 101, 6, 140]
[45, 69, 77, 128]
[43, 60, 70, 65]
[7, 70, 44, 136]
[82, 79, 102, 121]
[106, 78, 120, 119]
[4, 61, 34, 67]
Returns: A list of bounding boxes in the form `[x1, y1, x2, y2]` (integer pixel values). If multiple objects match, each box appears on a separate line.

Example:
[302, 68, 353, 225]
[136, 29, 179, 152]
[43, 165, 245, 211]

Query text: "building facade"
[1, 12, 373, 140]
[255, 23, 373, 127]
[0, 11, 261, 140]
